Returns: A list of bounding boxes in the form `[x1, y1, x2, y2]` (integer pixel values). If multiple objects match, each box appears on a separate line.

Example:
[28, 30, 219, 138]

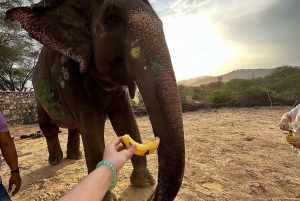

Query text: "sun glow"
[162, 14, 237, 81]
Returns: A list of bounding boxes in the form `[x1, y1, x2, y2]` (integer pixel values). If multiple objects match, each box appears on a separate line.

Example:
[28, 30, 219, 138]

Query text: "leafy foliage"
[209, 88, 232, 104]
[0, 0, 40, 91]
[178, 84, 193, 104]
[177, 66, 300, 107]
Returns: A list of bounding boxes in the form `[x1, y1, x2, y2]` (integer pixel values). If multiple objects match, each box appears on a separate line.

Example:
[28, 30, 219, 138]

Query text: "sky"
[149, 0, 300, 81]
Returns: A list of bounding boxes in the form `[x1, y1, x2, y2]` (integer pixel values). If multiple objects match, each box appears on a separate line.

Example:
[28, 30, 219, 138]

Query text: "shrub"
[209, 89, 232, 104]
[178, 84, 193, 104]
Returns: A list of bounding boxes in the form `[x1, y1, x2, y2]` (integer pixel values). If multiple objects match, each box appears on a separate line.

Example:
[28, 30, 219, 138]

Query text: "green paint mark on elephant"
[50, 110, 66, 120]
[149, 55, 162, 72]
[38, 79, 65, 120]
[39, 80, 54, 100]
[130, 39, 140, 58]
[45, 102, 61, 108]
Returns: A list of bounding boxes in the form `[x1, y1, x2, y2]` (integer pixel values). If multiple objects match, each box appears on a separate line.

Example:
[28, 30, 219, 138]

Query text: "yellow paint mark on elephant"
[131, 39, 139, 46]
[131, 47, 140, 58]
[130, 39, 140, 58]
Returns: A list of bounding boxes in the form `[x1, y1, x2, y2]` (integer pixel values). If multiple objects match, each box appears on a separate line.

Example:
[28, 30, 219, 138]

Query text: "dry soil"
[2, 106, 300, 201]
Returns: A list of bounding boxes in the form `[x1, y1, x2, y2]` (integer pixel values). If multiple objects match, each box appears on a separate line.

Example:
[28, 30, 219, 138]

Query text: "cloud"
[170, 0, 212, 16]
[149, 0, 300, 77]
[213, 0, 300, 66]
[260, 0, 300, 45]
[150, 0, 212, 17]
[151, 0, 279, 18]
[149, 0, 174, 16]
[216, 0, 300, 45]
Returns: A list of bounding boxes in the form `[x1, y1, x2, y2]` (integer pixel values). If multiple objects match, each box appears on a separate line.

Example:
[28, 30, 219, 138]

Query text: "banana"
[285, 130, 300, 155]
[286, 134, 299, 142]
[286, 130, 299, 143]
[121, 134, 160, 156]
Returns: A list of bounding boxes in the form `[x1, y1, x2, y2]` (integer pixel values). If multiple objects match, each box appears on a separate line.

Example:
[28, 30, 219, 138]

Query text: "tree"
[266, 65, 300, 80]
[209, 88, 232, 104]
[0, 0, 40, 91]
[178, 84, 193, 104]
[216, 76, 223, 88]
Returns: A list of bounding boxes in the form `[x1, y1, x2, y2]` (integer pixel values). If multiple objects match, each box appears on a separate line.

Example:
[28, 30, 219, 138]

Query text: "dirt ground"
[2, 106, 300, 201]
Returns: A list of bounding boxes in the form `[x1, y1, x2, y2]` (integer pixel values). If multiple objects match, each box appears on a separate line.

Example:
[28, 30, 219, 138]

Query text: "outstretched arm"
[58, 137, 136, 201]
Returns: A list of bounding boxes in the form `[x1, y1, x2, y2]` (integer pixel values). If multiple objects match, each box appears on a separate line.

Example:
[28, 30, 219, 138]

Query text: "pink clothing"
[0, 112, 8, 183]
[0, 112, 9, 133]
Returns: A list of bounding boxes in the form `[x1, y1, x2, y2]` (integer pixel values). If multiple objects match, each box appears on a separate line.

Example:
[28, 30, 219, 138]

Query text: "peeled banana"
[121, 134, 160, 156]
[285, 130, 300, 155]
[286, 130, 299, 143]
[286, 135, 299, 142]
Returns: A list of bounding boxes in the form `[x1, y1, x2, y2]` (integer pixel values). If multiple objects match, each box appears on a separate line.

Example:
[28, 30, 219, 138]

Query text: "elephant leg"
[66, 129, 82, 160]
[103, 191, 117, 201]
[79, 113, 105, 173]
[79, 113, 117, 200]
[37, 103, 63, 165]
[108, 88, 155, 188]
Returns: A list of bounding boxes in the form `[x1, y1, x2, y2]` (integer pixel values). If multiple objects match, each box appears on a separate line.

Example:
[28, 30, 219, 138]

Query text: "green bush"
[243, 86, 275, 105]
[178, 84, 193, 104]
[177, 66, 300, 107]
[209, 89, 232, 104]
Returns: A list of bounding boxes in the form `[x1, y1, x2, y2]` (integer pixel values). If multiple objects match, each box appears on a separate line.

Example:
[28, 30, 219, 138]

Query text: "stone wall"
[0, 91, 38, 125]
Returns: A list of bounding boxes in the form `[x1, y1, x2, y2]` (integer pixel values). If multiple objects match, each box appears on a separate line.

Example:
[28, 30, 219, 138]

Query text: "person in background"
[279, 104, 300, 148]
[58, 137, 136, 201]
[0, 111, 21, 200]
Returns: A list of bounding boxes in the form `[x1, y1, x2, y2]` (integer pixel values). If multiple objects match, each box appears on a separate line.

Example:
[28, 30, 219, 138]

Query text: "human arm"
[280, 104, 300, 131]
[0, 131, 21, 196]
[280, 114, 300, 148]
[58, 137, 136, 201]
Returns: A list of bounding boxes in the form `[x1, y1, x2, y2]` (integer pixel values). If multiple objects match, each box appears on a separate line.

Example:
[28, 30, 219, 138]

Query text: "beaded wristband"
[96, 160, 117, 190]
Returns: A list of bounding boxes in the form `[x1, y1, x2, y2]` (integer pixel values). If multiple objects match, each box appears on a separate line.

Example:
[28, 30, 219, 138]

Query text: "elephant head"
[6, 0, 185, 200]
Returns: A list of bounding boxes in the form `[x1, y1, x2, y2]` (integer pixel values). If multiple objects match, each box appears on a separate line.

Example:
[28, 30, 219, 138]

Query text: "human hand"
[8, 173, 21, 196]
[279, 119, 290, 131]
[289, 132, 300, 149]
[103, 137, 136, 171]
[289, 140, 300, 149]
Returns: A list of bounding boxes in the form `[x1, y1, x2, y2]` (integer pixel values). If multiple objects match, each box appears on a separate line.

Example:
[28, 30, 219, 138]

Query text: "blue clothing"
[0, 183, 11, 201]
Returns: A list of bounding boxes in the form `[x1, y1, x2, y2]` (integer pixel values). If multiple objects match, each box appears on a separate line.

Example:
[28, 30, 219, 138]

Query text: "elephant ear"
[5, 0, 91, 73]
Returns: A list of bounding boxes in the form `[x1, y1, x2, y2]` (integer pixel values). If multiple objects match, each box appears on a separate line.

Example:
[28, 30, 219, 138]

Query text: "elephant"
[6, 0, 185, 200]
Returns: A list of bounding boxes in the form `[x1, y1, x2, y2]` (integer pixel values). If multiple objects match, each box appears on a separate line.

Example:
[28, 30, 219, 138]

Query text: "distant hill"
[178, 68, 275, 86]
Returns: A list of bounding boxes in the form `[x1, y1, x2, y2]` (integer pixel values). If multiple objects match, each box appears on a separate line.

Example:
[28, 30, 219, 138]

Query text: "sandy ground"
[2, 106, 300, 201]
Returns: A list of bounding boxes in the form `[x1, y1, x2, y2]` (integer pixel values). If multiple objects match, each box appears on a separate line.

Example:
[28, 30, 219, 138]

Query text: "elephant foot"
[103, 190, 117, 201]
[130, 168, 156, 187]
[67, 150, 82, 160]
[48, 151, 63, 165]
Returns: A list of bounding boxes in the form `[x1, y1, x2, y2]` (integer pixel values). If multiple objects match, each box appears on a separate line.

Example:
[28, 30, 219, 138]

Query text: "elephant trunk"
[123, 4, 185, 200]
[134, 57, 185, 201]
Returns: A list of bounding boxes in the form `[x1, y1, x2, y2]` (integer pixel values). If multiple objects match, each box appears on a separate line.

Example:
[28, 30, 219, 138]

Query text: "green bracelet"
[96, 160, 117, 190]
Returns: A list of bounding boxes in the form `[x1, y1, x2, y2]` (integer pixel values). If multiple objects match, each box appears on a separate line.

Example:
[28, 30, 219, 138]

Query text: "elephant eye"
[104, 9, 121, 27]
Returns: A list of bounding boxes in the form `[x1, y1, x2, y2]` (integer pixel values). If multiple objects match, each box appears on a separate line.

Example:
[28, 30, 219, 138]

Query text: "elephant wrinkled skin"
[6, 0, 185, 200]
